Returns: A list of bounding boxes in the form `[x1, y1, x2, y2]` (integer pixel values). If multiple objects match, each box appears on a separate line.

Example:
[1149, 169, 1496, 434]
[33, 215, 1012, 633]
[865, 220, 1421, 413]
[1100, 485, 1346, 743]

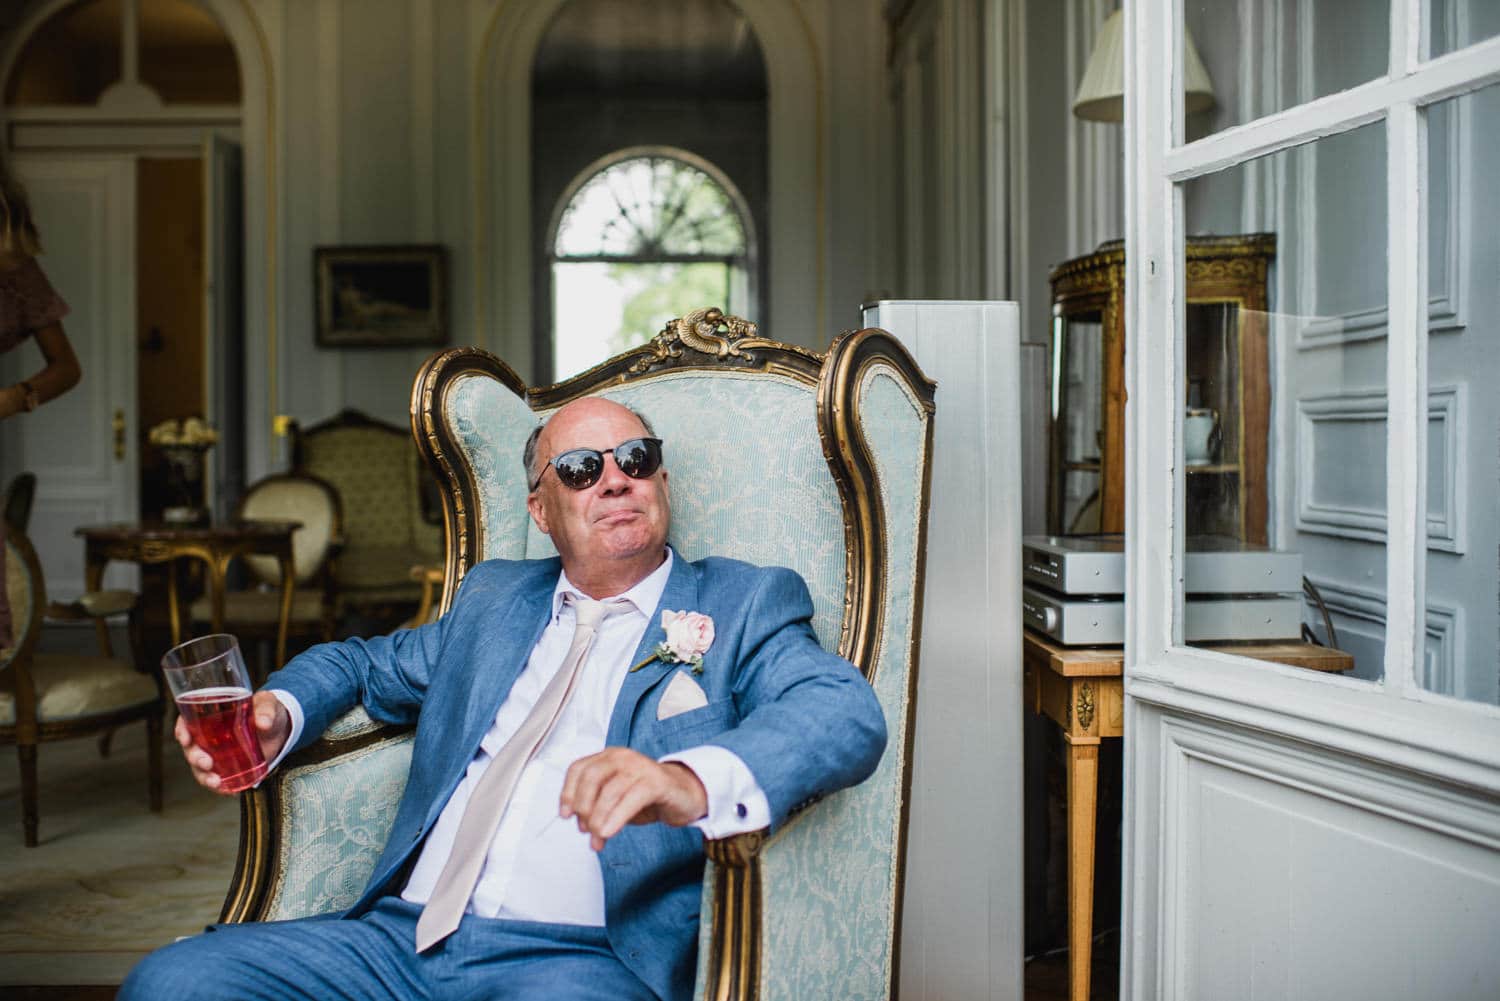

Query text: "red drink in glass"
[161, 635, 266, 794]
[176, 685, 267, 792]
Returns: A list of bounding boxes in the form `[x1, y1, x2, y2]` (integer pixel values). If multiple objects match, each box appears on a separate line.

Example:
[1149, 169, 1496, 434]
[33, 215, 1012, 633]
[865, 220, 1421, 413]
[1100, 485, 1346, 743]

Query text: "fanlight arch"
[547, 146, 758, 380]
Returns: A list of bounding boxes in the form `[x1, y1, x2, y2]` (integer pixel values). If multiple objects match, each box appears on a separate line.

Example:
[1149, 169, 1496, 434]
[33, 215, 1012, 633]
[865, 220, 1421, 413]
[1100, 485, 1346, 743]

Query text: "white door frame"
[0, 154, 138, 596]
[1121, 3, 1500, 998]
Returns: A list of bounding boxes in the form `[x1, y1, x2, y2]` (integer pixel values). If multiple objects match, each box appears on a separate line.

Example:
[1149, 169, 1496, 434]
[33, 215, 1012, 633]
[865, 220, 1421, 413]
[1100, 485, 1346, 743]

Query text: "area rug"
[0, 729, 240, 985]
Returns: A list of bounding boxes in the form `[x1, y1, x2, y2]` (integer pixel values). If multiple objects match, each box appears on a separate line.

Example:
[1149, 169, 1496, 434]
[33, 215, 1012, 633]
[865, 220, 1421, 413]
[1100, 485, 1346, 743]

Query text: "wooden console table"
[1022, 628, 1353, 1001]
[77, 521, 301, 670]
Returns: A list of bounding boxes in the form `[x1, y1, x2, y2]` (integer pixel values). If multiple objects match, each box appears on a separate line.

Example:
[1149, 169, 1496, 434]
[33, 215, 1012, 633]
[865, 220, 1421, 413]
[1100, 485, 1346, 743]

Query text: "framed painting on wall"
[315, 244, 447, 347]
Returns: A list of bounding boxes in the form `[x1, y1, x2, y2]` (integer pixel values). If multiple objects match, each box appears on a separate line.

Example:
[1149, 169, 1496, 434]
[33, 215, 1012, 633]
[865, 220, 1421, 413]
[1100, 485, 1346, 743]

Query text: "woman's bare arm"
[0, 322, 81, 418]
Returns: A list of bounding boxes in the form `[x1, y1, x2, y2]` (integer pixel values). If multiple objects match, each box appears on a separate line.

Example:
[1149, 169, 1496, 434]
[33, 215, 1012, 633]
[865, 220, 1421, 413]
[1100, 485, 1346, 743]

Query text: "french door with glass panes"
[1121, 3, 1500, 999]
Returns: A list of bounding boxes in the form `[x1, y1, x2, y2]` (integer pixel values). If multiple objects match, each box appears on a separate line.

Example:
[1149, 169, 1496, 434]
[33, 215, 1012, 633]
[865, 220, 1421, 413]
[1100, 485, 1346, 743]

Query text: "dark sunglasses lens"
[554, 450, 603, 489]
[615, 438, 662, 479]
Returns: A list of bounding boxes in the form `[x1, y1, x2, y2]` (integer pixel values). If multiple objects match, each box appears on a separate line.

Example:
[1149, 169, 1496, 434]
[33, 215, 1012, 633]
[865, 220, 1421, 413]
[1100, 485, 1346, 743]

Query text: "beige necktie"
[415, 595, 610, 951]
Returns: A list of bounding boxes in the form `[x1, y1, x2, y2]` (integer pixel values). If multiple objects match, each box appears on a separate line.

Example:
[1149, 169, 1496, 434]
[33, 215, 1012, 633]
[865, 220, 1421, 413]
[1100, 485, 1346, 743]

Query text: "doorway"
[136, 156, 206, 521]
[1, 0, 250, 593]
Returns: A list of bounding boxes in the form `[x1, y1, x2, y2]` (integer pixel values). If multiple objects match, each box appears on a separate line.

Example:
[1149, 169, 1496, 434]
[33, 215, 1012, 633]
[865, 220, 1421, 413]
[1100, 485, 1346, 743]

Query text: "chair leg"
[18, 744, 38, 846]
[99, 728, 115, 758]
[147, 711, 164, 813]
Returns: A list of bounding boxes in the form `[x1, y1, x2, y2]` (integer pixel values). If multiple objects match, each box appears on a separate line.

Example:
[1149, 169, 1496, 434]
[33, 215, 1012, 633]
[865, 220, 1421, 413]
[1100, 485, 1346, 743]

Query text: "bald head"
[523, 397, 670, 598]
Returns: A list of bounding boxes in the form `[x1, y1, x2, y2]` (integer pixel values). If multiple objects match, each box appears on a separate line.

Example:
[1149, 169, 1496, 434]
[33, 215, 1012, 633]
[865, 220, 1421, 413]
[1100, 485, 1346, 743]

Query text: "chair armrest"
[46, 589, 138, 621]
[221, 706, 413, 924]
[400, 564, 444, 629]
[695, 785, 898, 1001]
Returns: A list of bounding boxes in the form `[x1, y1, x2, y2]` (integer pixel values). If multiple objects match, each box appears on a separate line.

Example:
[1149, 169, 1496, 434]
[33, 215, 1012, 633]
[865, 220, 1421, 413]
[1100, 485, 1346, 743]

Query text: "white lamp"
[1072, 9, 1215, 122]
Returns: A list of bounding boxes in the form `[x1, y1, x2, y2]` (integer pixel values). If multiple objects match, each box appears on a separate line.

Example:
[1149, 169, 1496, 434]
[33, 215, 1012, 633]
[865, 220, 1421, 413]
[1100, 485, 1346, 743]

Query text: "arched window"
[549, 147, 755, 379]
[6, 0, 240, 107]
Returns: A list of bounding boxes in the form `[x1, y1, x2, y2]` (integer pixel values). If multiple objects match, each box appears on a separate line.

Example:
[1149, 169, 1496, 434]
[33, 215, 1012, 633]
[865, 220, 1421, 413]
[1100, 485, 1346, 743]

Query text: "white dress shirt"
[270, 548, 771, 926]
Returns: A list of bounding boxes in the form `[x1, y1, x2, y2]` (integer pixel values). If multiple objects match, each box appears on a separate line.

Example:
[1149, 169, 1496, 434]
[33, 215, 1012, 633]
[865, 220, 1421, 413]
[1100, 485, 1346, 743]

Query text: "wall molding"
[1306, 575, 1464, 695]
[1297, 58, 1469, 349]
[1295, 385, 1466, 552]
[1160, 712, 1500, 876]
[1156, 713, 1500, 999]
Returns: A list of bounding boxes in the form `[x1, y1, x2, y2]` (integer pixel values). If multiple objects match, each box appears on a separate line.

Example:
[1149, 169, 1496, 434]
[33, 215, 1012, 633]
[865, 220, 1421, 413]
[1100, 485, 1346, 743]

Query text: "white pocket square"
[657, 670, 709, 720]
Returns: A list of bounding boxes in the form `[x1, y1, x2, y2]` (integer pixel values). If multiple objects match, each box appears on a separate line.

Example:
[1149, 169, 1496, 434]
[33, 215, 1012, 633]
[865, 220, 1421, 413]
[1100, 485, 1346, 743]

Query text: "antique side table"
[76, 520, 301, 670]
[1023, 627, 1353, 1001]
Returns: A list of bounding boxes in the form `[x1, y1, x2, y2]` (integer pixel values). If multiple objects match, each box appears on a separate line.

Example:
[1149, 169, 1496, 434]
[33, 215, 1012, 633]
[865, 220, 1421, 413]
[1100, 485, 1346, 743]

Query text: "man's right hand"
[175, 690, 290, 795]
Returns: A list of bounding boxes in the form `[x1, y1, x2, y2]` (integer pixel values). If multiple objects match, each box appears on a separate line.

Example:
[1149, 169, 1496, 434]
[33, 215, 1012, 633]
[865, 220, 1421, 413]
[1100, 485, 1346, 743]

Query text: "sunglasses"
[530, 437, 664, 492]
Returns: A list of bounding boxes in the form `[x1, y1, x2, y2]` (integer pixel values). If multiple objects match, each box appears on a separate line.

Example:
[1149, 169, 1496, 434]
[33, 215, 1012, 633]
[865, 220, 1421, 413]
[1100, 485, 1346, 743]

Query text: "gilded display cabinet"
[1047, 234, 1276, 544]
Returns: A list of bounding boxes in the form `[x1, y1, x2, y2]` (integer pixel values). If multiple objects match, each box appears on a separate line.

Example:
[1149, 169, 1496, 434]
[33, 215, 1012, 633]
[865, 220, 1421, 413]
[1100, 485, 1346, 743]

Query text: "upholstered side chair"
[1, 526, 165, 846]
[189, 472, 344, 661]
[222, 310, 935, 1000]
[291, 408, 444, 625]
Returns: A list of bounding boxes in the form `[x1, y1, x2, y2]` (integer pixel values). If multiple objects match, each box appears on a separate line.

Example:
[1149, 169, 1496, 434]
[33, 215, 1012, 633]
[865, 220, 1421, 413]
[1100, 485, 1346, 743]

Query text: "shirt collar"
[551, 546, 674, 624]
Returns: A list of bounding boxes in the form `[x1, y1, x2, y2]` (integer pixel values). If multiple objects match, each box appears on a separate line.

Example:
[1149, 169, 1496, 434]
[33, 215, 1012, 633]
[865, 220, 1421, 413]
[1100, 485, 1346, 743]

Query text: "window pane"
[1423, 84, 1499, 706]
[138, 0, 241, 104]
[1180, 122, 1387, 684]
[1183, 1, 1389, 140]
[553, 261, 733, 379]
[5, 0, 122, 106]
[1049, 312, 1105, 535]
[555, 156, 745, 258]
[1430, 0, 1500, 58]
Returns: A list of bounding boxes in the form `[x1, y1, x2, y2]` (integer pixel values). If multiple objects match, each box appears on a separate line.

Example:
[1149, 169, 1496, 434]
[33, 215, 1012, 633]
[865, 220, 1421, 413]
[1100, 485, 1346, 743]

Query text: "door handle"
[113, 408, 126, 461]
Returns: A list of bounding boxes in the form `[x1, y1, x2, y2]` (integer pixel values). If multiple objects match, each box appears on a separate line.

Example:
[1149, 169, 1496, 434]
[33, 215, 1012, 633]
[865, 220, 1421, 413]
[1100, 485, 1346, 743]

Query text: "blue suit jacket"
[264, 552, 888, 1001]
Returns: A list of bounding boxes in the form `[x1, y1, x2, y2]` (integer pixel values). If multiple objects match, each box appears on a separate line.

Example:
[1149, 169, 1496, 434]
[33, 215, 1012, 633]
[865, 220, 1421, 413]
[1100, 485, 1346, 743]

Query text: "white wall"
[212, 0, 899, 469]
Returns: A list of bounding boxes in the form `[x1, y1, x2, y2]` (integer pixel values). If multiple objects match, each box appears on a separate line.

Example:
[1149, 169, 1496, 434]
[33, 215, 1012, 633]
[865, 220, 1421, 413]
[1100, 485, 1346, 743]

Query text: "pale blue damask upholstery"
[228, 313, 934, 1001]
[446, 371, 849, 651]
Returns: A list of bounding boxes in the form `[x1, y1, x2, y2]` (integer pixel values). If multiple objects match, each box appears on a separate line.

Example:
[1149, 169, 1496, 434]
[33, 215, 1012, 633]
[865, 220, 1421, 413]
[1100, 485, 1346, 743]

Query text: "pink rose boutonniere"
[630, 609, 715, 675]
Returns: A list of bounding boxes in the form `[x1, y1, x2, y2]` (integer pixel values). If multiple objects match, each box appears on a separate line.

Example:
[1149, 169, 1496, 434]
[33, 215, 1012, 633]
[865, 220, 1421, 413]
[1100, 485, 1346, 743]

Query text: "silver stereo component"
[1022, 585, 1303, 646]
[1023, 534, 1303, 596]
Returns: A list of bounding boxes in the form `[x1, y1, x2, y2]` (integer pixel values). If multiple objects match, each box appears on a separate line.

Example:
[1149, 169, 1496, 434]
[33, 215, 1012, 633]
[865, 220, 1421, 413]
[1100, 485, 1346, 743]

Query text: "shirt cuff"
[659, 744, 770, 839]
[264, 689, 305, 778]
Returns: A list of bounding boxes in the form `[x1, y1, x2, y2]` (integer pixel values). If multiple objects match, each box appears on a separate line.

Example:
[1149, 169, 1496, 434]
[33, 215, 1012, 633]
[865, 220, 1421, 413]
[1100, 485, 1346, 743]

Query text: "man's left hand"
[560, 747, 708, 851]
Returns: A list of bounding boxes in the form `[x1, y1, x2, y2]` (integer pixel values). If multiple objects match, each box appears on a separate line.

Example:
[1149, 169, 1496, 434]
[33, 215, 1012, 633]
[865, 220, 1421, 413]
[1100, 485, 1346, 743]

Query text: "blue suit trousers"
[118, 898, 659, 1001]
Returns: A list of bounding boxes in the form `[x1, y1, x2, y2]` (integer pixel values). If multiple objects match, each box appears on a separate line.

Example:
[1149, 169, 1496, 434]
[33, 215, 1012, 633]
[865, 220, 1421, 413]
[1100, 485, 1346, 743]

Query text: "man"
[122, 397, 887, 1001]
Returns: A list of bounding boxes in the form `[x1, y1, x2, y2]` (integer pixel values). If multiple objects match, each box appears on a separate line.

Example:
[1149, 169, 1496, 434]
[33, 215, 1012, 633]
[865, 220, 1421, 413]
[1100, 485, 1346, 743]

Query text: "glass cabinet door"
[1184, 300, 1244, 538]
[1047, 236, 1272, 543]
[1049, 309, 1104, 535]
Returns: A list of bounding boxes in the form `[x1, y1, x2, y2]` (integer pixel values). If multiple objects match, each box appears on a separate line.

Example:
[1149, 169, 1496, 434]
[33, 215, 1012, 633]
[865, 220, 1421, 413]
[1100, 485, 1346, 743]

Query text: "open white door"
[1120, 5, 1500, 1000]
[203, 134, 245, 519]
[0, 155, 137, 595]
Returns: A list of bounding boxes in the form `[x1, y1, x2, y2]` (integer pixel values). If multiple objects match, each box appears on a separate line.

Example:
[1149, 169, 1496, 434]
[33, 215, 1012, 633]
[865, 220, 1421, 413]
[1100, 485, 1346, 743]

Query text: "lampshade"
[1072, 9, 1216, 122]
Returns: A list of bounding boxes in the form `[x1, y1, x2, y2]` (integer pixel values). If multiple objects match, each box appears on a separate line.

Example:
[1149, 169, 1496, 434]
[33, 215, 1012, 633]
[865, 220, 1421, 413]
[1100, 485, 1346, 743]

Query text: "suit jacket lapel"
[453, 572, 556, 772]
[607, 554, 699, 746]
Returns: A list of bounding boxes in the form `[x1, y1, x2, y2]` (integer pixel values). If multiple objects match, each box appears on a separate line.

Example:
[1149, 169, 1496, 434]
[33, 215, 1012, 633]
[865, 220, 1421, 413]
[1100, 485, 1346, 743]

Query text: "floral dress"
[0, 257, 70, 648]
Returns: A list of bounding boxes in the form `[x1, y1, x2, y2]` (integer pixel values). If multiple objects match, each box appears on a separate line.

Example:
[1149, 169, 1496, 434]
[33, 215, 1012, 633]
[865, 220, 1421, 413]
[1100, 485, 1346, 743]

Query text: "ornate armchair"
[290, 409, 444, 626]
[2, 526, 165, 845]
[223, 311, 935, 1000]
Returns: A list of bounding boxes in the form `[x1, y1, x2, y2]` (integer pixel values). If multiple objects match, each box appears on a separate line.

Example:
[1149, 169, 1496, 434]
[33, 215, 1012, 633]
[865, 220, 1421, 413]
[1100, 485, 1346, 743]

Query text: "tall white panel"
[862, 300, 1023, 1001]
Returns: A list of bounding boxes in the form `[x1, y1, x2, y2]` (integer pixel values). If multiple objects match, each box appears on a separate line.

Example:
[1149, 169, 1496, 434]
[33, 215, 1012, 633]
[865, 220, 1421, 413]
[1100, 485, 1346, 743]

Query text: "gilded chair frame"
[225, 310, 936, 1000]
[1, 526, 165, 846]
